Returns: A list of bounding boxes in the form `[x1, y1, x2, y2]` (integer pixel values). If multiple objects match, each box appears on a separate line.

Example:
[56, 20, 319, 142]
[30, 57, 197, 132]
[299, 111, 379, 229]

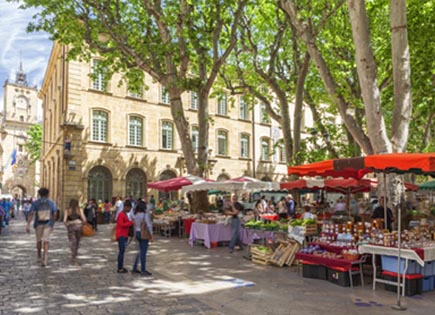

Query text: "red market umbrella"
[287, 158, 371, 179]
[147, 174, 213, 192]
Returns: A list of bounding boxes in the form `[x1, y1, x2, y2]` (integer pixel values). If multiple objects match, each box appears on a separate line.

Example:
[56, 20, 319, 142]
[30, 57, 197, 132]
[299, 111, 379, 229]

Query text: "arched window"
[88, 166, 112, 202]
[126, 168, 146, 199]
[217, 174, 230, 181]
[157, 170, 177, 201]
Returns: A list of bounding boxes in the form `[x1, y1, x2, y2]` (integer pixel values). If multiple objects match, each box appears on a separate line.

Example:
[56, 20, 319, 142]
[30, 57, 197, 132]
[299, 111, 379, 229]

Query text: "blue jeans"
[117, 236, 128, 270]
[229, 217, 243, 250]
[133, 231, 149, 272]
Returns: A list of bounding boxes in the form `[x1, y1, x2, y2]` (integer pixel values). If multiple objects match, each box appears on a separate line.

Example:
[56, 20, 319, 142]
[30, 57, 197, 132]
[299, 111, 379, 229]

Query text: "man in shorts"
[26, 188, 59, 267]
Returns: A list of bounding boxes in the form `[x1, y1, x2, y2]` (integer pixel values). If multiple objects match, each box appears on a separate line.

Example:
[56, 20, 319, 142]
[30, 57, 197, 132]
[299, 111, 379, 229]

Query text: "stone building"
[39, 42, 301, 210]
[0, 63, 39, 198]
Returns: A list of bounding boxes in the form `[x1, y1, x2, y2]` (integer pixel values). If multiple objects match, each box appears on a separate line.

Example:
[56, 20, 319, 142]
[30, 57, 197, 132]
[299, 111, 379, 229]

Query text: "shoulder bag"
[140, 218, 151, 240]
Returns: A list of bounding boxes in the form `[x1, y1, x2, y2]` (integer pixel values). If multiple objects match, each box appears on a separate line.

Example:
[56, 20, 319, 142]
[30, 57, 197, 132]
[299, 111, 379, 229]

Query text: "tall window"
[239, 96, 249, 120]
[161, 86, 170, 104]
[260, 102, 271, 124]
[190, 91, 199, 110]
[128, 116, 143, 146]
[128, 84, 143, 98]
[261, 138, 270, 161]
[191, 126, 199, 152]
[217, 93, 227, 115]
[161, 121, 174, 150]
[92, 110, 108, 142]
[278, 142, 286, 163]
[240, 134, 249, 158]
[91, 59, 108, 91]
[217, 130, 228, 156]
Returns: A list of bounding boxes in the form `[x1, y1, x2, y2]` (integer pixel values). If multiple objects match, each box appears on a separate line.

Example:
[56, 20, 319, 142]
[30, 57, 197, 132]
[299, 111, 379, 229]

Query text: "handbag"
[140, 219, 151, 240]
[82, 223, 95, 237]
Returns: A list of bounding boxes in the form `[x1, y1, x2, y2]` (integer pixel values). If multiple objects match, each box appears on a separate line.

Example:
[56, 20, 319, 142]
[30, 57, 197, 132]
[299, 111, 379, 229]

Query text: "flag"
[10, 148, 17, 166]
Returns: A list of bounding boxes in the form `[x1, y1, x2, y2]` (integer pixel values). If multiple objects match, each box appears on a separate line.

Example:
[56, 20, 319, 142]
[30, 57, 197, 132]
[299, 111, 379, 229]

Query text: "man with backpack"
[26, 188, 59, 267]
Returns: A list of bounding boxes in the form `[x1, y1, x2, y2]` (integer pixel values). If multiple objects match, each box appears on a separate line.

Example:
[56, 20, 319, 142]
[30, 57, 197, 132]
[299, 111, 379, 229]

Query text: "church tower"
[1, 62, 39, 198]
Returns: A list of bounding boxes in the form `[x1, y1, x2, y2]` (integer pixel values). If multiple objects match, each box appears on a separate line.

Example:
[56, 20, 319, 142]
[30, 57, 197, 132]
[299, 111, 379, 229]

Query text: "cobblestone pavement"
[1, 217, 435, 315]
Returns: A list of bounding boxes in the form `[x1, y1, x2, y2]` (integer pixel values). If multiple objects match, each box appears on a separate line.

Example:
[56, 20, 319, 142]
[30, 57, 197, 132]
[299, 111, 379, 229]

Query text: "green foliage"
[24, 124, 42, 164]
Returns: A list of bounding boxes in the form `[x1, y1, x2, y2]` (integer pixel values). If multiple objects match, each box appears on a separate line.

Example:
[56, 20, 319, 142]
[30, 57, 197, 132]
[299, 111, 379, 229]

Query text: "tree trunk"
[390, 0, 412, 152]
[280, 0, 373, 155]
[293, 52, 310, 157]
[346, 0, 392, 154]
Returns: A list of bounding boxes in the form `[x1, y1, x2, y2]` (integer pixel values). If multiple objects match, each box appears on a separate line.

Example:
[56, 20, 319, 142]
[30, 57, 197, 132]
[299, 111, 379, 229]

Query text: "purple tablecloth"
[189, 223, 233, 248]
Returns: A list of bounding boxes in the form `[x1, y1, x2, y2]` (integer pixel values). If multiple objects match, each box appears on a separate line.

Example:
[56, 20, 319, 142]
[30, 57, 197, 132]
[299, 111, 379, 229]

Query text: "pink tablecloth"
[189, 223, 232, 248]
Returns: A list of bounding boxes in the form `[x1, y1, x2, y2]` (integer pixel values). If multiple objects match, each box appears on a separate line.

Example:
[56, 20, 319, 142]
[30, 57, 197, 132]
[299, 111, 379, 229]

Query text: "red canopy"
[288, 153, 435, 178]
[147, 175, 213, 192]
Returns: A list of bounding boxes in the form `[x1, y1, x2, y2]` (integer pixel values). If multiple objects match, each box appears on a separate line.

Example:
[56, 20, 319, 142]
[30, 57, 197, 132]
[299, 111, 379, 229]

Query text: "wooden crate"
[304, 224, 318, 236]
[269, 240, 301, 267]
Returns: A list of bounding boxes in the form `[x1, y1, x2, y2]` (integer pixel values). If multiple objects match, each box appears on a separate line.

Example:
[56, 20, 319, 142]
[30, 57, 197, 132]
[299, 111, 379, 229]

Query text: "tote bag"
[140, 219, 151, 240]
[82, 223, 95, 237]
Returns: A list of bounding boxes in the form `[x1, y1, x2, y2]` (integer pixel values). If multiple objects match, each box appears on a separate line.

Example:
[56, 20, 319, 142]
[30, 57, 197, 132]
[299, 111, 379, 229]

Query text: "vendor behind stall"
[371, 196, 394, 232]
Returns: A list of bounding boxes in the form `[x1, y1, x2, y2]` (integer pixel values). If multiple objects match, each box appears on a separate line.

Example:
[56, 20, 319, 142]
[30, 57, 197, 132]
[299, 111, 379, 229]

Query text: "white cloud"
[0, 0, 52, 109]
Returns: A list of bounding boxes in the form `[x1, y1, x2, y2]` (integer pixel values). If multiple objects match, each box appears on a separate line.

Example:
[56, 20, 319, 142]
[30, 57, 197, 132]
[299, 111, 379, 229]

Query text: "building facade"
[40, 42, 303, 210]
[1, 63, 39, 198]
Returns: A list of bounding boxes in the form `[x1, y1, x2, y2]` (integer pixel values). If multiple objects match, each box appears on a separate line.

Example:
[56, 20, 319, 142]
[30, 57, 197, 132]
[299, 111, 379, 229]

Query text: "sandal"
[117, 268, 128, 273]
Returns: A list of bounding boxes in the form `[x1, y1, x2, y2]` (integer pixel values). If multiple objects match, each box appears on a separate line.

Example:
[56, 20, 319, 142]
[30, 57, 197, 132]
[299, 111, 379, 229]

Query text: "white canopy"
[181, 176, 279, 194]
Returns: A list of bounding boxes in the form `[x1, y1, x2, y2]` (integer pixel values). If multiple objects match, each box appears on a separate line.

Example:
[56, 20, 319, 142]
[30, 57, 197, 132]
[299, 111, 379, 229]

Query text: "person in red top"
[116, 199, 133, 273]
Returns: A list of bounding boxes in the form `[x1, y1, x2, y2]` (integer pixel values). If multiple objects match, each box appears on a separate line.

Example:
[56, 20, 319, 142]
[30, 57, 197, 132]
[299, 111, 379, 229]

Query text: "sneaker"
[141, 271, 152, 276]
[132, 269, 141, 274]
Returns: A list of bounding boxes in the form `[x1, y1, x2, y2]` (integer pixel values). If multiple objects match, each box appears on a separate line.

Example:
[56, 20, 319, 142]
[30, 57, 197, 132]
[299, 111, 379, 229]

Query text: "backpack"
[36, 199, 51, 222]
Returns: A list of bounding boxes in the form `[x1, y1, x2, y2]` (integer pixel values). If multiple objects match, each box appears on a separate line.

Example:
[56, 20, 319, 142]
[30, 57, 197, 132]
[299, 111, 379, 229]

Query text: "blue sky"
[0, 0, 52, 109]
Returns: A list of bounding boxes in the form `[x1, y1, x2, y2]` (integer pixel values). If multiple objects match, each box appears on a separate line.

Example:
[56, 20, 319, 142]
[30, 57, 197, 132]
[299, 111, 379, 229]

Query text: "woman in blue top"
[131, 200, 154, 276]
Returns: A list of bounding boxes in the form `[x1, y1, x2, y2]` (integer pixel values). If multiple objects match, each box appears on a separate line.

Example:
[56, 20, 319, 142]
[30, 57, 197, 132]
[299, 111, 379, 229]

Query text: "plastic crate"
[422, 276, 434, 292]
[382, 271, 423, 296]
[381, 255, 421, 274]
[423, 261, 435, 276]
[301, 261, 328, 280]
[327, 266, 361, 287]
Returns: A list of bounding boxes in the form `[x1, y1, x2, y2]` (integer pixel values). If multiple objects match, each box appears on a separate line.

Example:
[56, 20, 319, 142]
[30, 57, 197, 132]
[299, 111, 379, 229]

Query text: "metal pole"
[392, 187, 406, 311]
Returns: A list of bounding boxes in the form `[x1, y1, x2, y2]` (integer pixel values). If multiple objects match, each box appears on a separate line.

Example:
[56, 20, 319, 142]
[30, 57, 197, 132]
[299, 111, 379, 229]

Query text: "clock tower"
[1, 62, 39, 198]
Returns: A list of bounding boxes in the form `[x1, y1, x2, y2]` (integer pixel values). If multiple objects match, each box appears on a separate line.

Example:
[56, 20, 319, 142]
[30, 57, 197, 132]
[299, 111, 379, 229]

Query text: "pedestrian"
[225, 194, 244, 253]
[25, 188, 59, 267]
[131, 200, 153, 276]
[84, 199, 98, 231]
[114, 196, 124, 221]
[103, 199, 111, 224]
[22, 199, 32, 222]
[277, 197, 287, 219]
[371, 196, 394, 232]
[286, 194, 296, 218]
[116, 199, 133, 273]
[0, 204, 4, 234]
[63, 198, 87, 265]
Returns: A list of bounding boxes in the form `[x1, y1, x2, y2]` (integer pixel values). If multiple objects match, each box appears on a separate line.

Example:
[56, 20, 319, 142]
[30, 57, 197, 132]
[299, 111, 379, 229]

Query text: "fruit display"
[243, 220, 287, 231]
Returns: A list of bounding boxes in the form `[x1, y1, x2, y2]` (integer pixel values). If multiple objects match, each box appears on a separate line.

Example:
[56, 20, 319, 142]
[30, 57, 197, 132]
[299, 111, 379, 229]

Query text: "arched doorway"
[125, 168, 147, 200]
[88, 166, 112, 202]
[157, 170, 176, 202]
